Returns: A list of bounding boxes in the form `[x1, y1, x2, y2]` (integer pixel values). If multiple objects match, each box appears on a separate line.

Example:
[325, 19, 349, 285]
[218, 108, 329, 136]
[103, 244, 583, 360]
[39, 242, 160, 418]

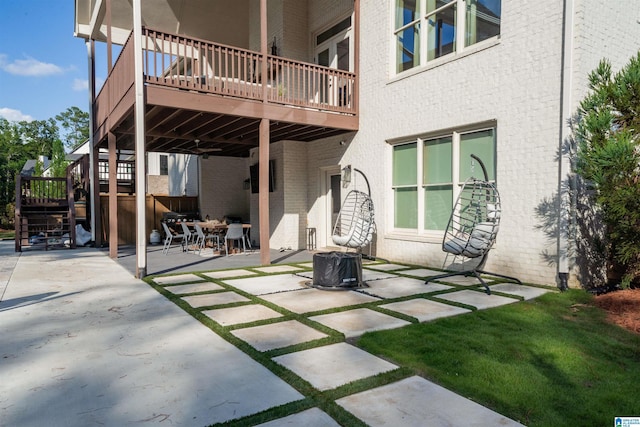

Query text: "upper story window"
[394, 0, 501, 73]
[159, 155, 169, 176]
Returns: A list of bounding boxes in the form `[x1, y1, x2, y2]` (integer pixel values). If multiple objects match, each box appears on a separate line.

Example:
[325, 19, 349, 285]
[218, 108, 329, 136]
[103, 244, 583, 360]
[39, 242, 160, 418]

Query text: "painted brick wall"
[248, 140, 310, 249]
[571, 0, 640, 111]
[348, 0, 568, 285]
[199, 156, 249, 222]
[335, 0, 640, 286]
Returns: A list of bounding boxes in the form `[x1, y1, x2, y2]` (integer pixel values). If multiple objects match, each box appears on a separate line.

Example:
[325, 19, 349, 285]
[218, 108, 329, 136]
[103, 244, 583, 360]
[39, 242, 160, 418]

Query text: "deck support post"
[108, 132, 118, 258]
[258, 0, 271, 266]
[133, 0, 147, 278]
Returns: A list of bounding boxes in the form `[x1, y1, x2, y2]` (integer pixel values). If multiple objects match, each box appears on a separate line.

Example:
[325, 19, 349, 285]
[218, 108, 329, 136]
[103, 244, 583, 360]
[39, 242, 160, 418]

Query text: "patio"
[1, 241, 548, 425]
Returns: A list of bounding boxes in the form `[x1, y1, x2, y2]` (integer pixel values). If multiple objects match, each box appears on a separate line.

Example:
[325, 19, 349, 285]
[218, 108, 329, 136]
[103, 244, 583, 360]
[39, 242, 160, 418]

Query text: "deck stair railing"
[15, 175, 76, 252]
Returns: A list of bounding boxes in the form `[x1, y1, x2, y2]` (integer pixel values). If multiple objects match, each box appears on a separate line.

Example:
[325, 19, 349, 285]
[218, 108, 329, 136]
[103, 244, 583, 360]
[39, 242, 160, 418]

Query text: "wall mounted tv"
[249, 160, 275, 193]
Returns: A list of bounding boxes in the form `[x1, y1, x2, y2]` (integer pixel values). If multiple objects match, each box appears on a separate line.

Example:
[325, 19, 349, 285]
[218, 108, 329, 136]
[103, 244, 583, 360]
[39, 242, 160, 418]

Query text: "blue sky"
[0, 1, 93, 122]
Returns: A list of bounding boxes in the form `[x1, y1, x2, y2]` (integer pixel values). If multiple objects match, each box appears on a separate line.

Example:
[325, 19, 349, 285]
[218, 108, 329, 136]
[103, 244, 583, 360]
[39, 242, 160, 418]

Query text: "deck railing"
[17, 176, 73, 208]
[95, 28, 356, 128]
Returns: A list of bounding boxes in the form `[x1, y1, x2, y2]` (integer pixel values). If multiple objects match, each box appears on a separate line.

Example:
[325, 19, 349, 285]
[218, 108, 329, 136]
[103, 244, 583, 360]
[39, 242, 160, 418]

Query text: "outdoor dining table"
[183, 221, 251, 252]
[185, 221, 251, 230]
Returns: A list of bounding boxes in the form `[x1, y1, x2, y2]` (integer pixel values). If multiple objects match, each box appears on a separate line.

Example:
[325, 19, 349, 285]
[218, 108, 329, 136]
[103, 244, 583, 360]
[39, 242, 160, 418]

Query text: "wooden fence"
[100, 195, 198, 244]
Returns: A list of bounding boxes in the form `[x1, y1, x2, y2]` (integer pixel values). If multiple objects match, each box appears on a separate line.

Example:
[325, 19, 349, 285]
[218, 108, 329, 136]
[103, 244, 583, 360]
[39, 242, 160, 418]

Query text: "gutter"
[557, 0, 575, 290]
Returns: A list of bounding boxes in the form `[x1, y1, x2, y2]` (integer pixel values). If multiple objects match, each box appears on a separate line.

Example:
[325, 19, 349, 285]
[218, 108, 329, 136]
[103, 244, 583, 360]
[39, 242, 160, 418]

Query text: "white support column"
[86, 40, 96, 243]
[133, 0, 147, 278]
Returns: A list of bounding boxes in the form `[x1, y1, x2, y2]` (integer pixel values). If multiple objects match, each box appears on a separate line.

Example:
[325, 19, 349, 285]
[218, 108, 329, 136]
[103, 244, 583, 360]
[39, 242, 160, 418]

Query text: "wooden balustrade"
[96, 27, 356, 124]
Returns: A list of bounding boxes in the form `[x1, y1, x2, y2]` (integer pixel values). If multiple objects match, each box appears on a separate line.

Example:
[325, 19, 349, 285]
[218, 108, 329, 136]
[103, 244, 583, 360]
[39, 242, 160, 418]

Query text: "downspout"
[557, 0, 575, 290]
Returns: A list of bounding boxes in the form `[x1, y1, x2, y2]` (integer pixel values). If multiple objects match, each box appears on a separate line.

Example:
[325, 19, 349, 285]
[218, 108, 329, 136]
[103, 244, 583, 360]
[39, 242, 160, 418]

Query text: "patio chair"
[180, 221, 196, 249]
[224, 223, 246, 256]
[161, 221, 185, 254]
[193, 223, 220, 255]
[425, 155, 521, 294]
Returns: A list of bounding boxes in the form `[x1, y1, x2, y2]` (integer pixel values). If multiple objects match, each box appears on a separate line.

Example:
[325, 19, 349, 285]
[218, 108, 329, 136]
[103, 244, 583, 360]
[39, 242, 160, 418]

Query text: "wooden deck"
[93, 27, 358, 156]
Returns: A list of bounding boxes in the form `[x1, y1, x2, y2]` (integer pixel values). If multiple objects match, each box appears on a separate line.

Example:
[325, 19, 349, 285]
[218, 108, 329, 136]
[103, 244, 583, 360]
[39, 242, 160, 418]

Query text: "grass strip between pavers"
[145, 263, 564, 426]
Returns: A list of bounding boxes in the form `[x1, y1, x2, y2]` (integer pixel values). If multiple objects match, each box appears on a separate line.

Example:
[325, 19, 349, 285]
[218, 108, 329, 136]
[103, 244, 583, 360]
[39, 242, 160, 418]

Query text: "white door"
[315, 17, 353, 105]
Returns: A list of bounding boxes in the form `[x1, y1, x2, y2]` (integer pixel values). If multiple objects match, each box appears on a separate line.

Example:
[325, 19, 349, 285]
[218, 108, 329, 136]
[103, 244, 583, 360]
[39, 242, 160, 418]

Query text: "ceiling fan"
[193, 139, 222, 157]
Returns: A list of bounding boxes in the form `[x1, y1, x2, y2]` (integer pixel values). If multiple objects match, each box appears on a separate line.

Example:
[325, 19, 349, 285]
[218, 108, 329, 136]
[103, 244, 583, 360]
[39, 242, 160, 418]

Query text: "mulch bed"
[593, 288, 640, 335]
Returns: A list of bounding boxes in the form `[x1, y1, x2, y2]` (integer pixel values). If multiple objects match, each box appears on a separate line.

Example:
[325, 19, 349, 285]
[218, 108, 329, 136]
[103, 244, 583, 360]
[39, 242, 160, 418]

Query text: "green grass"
[0, 230, 14, 239]
[356, 290, 640, 426]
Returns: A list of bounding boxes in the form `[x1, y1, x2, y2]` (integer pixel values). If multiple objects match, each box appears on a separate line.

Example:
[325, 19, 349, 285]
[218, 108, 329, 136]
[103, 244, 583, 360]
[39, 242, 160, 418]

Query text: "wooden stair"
[15, 176, 76, 252]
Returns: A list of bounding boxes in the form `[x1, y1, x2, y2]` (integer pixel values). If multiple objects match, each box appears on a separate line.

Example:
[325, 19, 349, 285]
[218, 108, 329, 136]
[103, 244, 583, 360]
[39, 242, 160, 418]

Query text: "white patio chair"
[191, 223, 205, 254]
[180, 221, 196, 249]
[161, 221, 185, 254]
[224, 223, 246, 256]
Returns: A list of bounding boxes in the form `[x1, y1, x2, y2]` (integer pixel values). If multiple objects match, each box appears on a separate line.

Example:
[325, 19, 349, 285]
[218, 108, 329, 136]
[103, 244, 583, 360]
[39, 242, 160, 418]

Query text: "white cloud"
[0, 108, 34, 122]
[72, 77, 105, 92]
[0, 55, 63, 76]
[72, 78, 88, 91]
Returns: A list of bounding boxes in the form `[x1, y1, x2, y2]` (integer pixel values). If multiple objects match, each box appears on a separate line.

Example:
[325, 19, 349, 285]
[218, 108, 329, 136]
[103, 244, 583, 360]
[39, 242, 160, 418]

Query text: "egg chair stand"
[425, 155, 521, 295]
[311, 166, 377, 290]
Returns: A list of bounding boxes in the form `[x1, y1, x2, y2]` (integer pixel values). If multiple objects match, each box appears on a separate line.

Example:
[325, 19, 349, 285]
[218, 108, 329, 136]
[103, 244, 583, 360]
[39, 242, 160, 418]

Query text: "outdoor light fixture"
[342, 165, 352, 188]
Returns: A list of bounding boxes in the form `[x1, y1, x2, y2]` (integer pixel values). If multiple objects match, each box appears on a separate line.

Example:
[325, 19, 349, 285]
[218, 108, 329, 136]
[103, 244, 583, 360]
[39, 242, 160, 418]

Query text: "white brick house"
[75, 0, 640, 282]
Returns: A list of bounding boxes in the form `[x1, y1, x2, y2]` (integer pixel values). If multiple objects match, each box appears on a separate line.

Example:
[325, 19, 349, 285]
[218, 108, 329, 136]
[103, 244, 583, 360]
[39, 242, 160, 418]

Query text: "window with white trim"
[391, 127, 496, 232]
[394, 0, 501, 73]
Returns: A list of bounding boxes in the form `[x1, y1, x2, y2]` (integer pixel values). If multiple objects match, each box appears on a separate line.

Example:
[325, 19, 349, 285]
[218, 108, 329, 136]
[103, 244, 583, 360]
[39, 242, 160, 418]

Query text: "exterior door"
[324, 170, 342, 248]
[315, 16, 353, 105]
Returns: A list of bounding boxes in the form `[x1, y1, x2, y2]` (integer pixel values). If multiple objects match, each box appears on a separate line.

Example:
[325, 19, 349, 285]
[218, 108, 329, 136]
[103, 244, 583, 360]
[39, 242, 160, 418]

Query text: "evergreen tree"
[575, 51, 640, 287]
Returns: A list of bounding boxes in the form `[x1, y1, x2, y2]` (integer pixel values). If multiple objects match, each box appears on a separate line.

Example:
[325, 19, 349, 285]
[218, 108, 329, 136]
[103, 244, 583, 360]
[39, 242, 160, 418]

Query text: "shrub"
[574, 52, 640, 288]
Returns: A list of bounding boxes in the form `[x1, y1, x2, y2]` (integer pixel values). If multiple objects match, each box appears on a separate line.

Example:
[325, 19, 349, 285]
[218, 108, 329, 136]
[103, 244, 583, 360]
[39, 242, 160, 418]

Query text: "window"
[394, 0, 501, 73]
[159, 155, 168, 176]
[391, 127, 496, 232]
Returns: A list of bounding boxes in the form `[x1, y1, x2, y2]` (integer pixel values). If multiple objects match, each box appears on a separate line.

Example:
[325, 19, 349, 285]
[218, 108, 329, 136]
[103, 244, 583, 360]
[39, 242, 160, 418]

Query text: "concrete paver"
[231, 320, 328, 351]
[437, 289, 519, 309]
[163, 281, 224, 295]
[202, 304, 283, 326]
[273, 343, 398, 391]
[310, 308, 411, 338]
[153, 273, 205, 285]
[255, 407, 341, 427]
[337, 376, 525, 426]
[364, 263, 410, 271]
[362, 276, 452, 298]
[224, 274, 309, 295]
[490, 283, 551, 300]
[433, 274, 496, 286]
[260, 288, 379, 314]
[202, 268, 258, 279]
[400, 268, 448, 278]
[181, 291, 250, 308]
[253, 265, 304, 274]
[380, 298, 472, 322]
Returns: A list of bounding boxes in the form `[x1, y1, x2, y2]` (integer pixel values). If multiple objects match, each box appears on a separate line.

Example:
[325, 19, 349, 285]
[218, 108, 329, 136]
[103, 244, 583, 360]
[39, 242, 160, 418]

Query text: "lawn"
[356, 290, 640, 427]
[0, 229, 14, 239]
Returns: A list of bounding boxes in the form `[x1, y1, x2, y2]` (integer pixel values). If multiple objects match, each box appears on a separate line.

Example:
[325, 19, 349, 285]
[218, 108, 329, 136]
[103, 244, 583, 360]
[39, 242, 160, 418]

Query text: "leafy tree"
[49, 138, 68, 178]
[574, 51, 640, 288]
[56, 106, 89, 151]
[0, 118, 30, 227]
[19, 118, 59, 160]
